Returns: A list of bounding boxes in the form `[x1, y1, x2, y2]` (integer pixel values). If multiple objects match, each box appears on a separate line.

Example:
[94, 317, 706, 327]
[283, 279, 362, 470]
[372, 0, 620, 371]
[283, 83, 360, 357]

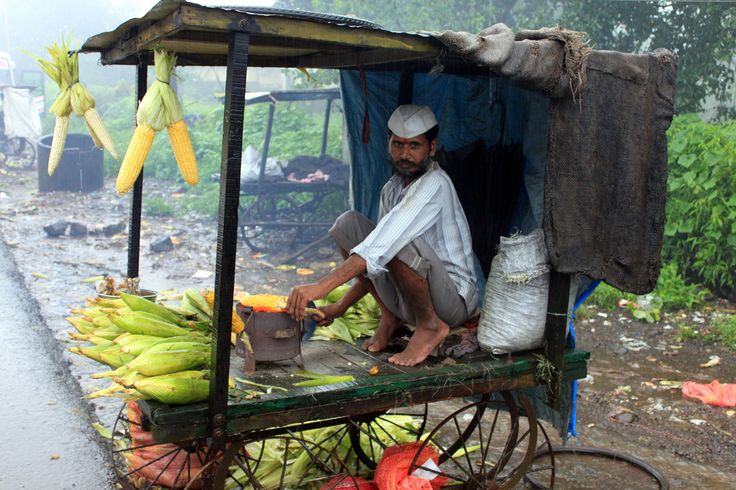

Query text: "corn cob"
[118, 291, 192, 328]
[34, 37, 118, 175]
[116, 124, 155, 195]
[203, 289, 244, 334]
[238, 294, 288, 312]
[168, 119, 198, 185]
[184, 288, 213, 317]
[117, 47, 198, 196]
[66, 316, 96, 334]
[109, 311, 192, 337]
[126, 349, 209, 377]
[133, 377, 209, 405]
[83, 107, 118, 158]
[48, 114, 69, 175]
[139, 341, 209, 355]
[98, 350, 137, 368]
[90, 365, 130, 380]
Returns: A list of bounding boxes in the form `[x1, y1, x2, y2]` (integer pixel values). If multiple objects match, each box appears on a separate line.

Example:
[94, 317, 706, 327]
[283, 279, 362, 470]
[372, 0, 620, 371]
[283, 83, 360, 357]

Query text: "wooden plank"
[101, 12, 182, 65]
[176, 5, 441, 53]
[208, 31, 250, 449]
[543, 271, 572, 409]
[149, 349, 590, 428]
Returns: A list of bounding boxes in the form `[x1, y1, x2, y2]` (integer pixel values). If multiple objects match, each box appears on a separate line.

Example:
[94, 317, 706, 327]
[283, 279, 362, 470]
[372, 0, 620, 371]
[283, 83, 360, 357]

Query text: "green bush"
[664, 114, 736, 295]
[651, 262, 708, 311]
[588, 283, 636, 310]
[710, 314, 736, 350]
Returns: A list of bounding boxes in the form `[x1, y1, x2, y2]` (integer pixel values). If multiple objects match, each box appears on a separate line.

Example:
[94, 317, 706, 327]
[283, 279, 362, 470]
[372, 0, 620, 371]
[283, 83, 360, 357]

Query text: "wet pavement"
[0, 239, 114, 489]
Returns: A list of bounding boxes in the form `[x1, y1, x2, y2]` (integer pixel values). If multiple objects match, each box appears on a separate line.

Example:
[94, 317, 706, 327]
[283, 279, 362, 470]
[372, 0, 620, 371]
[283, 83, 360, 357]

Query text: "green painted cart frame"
[82, 1, 590, 487]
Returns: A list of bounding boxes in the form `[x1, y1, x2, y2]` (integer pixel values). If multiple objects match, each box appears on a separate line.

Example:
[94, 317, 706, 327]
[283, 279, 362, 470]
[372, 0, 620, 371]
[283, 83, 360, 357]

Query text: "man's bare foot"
[388, 318, 449, 366]
[362, 314, 401, 352]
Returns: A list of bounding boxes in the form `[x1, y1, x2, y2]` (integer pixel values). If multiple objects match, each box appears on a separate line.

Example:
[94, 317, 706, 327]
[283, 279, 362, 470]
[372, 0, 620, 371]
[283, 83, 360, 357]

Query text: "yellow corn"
[116, 124, 155, 196]
[204, 290, 245, 334]
[168, 119, 198, 185]
[126, 349, 209, 377]
[48, 115, 69, 175]
[133, 376, 209, 405]
[84, 108, 119, 159]
[239, 294, 288, 311]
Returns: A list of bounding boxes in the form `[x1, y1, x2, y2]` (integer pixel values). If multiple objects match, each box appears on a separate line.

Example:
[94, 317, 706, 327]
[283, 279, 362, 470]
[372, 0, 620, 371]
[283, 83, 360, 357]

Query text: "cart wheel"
[239, 195, 299, 253]
[211, 433, 358, 489]
[111, 401, 215, 489]
[521, 421, 557, 489]
[408, 391, 538, 489]
[2, 137, 36, 170]
[346, 403, 430, 470]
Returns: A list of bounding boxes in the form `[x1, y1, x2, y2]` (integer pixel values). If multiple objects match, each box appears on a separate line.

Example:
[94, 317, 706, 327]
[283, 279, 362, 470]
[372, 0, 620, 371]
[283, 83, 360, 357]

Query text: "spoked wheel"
[346, 404, 430, 471]
[522, 421, 557, 489]
[239, 195, 300, 253]
[409, 391, 538, 489]
[212, 433, 358, 489]
[111, 401, 216, 489]
[2, 137, 36, 170]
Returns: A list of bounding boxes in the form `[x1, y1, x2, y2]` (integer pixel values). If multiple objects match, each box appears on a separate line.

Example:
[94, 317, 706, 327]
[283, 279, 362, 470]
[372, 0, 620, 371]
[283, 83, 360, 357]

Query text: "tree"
[274, 0, 736, 118]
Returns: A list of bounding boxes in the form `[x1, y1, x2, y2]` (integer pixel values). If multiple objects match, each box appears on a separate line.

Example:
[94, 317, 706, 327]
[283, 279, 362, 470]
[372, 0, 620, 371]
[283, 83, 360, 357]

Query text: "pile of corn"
[224, 416, 420, 489]
[116, 47, 198, 195]
[32, 36, 118, 175]
[67, 288, 239, 405]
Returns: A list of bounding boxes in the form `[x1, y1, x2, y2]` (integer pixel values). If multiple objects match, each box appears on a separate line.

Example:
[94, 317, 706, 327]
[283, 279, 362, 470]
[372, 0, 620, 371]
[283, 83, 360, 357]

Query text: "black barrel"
[37, 133, 104, 192]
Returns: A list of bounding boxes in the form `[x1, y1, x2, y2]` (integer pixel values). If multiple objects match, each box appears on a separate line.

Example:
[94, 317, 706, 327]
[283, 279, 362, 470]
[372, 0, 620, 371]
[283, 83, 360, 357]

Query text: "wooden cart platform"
[137, 340, 589, 444]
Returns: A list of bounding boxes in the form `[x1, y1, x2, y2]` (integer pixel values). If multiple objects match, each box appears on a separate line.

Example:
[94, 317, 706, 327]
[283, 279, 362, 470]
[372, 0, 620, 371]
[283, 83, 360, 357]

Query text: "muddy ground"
[0, 167, 733, 488]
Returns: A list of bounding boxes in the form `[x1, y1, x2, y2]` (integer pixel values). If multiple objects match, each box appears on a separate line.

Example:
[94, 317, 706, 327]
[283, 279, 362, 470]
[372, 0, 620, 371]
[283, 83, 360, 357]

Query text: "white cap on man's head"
[387, 104, 438, 139]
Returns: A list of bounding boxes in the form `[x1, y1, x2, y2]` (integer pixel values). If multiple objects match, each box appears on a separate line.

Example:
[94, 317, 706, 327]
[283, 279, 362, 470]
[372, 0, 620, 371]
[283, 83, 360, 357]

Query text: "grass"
[710, 314, 736, 350]
[143, 196, 175, 217]
[676, 324, 699, 343]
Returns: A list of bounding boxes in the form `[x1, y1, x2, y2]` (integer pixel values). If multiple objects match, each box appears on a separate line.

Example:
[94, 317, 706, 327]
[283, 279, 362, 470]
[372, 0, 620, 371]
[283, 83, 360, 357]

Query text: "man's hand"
[316, 302, 348, 326]
[287, 282, 328, 320]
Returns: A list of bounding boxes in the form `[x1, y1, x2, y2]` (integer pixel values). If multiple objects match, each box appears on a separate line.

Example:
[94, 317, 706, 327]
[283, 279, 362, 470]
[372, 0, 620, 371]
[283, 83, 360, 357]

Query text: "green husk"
[137, 47, 182, 130]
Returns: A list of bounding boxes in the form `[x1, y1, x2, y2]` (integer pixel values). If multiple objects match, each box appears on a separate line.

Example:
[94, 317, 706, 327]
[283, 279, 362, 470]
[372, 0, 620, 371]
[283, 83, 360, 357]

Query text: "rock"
[43, 220, 68, 237]
[68, 222, 88, 237]
[103, 222, 126, 237]
[150, 236, 174, 253]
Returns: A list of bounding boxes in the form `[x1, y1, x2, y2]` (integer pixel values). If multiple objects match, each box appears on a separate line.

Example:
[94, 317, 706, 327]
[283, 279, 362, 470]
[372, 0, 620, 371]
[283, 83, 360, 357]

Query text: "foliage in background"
[664, 114, 736, 295]
[588, 262, 709, 322]
[276, 0, 736, 118]
[710, 315, 736, 350]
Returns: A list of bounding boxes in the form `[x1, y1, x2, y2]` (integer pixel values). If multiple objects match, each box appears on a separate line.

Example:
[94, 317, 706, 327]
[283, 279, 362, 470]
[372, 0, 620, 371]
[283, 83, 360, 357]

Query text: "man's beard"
[389, 155, 432, 180]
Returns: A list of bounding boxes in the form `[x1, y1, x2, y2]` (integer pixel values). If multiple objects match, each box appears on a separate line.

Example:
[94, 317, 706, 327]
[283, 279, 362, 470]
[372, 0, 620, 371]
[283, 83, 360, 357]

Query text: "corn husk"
[137, 48, 182, 130]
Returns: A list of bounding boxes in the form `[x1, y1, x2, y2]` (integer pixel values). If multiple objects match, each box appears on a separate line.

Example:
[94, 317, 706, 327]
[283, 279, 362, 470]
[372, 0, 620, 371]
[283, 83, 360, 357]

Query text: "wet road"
[0, 240, 114, 489]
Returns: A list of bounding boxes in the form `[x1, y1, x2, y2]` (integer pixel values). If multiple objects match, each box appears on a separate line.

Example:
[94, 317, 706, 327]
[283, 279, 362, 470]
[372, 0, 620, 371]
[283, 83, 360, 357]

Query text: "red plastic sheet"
[374, 442, 447, 490]
[682, 380, 736, 407]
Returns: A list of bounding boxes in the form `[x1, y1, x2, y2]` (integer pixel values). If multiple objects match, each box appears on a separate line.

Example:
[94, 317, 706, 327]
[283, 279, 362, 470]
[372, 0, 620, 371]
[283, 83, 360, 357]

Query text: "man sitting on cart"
[288, 105, 479, 366]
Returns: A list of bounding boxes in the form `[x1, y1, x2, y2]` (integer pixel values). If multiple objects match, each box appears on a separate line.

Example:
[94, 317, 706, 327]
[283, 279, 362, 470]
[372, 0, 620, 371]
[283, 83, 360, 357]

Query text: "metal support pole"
[320, 98, 332, 157]
[127, 60, 147, 279]
[258, 103, 275, 184]
[543, 270, 571, 409]
[209, 31, 250, 450]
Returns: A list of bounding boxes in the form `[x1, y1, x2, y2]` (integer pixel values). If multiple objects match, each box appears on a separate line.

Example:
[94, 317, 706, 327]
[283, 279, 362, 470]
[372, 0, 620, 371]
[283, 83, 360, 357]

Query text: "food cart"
[79, 0, 675, 488]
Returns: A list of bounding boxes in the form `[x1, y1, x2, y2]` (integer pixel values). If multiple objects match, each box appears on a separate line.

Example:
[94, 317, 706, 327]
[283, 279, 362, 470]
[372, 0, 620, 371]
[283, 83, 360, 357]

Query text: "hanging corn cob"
[117, 47, 198, 195]
[32, 37, 118, 175]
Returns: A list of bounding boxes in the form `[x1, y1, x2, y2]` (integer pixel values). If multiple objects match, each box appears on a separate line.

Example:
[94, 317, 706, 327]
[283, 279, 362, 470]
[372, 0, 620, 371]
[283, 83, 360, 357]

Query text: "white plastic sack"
[2, 87, 41, 141]
[478, 228, 550, 355]
[240, 145, 284, 182]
